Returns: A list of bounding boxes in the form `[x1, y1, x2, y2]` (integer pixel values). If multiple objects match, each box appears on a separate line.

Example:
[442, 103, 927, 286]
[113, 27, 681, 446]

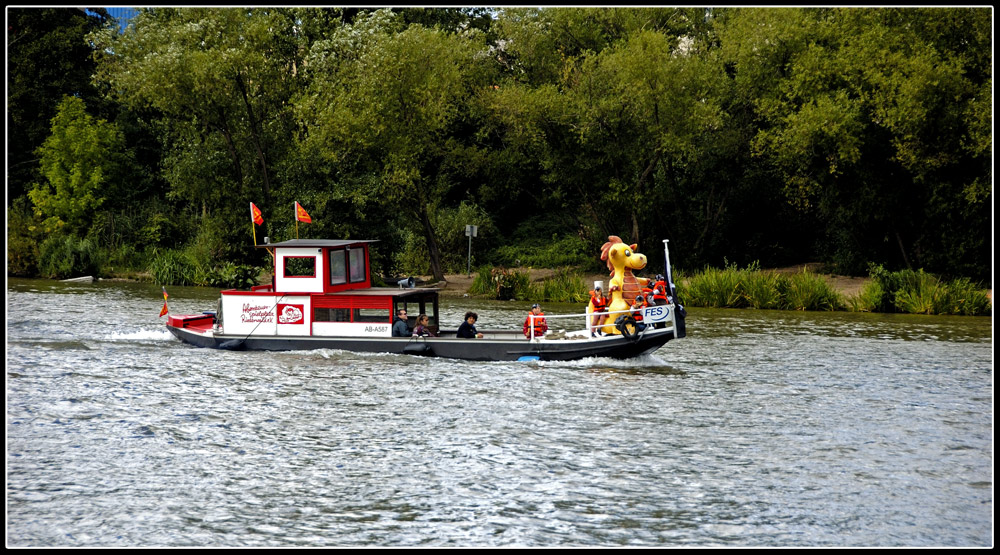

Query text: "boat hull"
[166, 322, 676, 362]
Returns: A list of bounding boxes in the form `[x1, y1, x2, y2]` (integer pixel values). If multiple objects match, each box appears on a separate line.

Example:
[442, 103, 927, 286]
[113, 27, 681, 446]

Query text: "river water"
[6, 278, 993, 547]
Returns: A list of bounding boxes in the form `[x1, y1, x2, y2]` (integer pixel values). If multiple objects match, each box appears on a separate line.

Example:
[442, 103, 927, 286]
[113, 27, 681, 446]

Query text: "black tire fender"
[616, 316, 640, 341]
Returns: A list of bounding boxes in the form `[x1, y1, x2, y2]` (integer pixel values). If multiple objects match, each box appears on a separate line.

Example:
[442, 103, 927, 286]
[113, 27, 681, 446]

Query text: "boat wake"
[533, 353, 686, 375]
[107, 328, 176, 342]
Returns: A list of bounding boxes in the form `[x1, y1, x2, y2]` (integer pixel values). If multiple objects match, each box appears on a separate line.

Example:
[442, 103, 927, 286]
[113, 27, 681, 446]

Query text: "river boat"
[165, 238, 686, 361]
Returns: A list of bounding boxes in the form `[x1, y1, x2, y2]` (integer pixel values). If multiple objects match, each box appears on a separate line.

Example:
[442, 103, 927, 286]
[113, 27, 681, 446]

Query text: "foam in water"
[107, 328, 175, 342]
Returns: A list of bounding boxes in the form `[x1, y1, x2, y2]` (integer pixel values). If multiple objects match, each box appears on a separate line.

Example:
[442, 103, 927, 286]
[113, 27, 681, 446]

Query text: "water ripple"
[5, 280, 993, 547]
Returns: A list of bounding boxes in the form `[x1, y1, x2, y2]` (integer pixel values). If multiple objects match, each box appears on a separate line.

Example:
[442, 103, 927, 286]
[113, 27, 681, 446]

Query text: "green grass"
[850, 265, 991, 316]
[681, 261, 990, 315]
[682, 261, 844, 311]
[469, 266, 537, 301]
[540, 268, 590, 303]
[148, 248, 260, 289]
[470, 266, 589, 302]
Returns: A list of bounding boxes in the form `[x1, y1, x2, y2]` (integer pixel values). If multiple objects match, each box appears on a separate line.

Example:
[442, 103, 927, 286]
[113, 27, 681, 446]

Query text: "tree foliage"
[27, 96, 132, 233]
[298, 9, 491, 281]
[720, 7, 991, 275]
[8, 7, 992, 285]
[7, 8, 111, 204]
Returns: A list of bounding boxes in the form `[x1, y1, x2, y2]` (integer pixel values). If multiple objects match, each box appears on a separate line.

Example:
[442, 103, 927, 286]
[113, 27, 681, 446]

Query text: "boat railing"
[528, 305, 674, 341]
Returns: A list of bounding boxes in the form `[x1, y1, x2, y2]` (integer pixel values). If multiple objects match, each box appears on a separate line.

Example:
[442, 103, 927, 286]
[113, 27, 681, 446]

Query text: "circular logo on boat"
[277, 303, 304, 324]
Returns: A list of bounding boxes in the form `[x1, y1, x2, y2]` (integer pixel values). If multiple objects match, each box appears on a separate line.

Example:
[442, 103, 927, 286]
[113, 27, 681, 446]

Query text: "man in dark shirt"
[392, 308, 410, 337]
[456, 312, 483, 338]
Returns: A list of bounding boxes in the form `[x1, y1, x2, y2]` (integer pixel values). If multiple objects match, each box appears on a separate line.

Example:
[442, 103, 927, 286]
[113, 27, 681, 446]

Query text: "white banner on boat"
[641, 304, 671, 324]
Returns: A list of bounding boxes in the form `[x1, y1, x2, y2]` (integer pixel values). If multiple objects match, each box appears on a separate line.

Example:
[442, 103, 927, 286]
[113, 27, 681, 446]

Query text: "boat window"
[329, 249, 347, 285]
[354, 308, 389, 323]
[313, 308, 350, 322]
[421, 301, 437, 326]
[348, 248, 366, 283]
[284, 256, 316, 278]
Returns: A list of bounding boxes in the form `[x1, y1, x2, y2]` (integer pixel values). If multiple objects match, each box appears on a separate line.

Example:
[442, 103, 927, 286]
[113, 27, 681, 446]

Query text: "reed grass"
[684, 263, 745, 308]
[683, 261, 990, 315]
[683, 261, 843, 311]
[892, 269, 939, 315]
[148, 249, 198, 286]
[742, 268, 786, 309]
[846, 280, 884, 312]
[784, 269, 844, 311]
[933, 277, 992, 316]
[470, 266, 588, 302]
[468, 265, 497, 296]
[148, 248, 260, 288]
[850, 265, 991, 316]
[469, 266, 537, 301]
[540, 268, 590, 303]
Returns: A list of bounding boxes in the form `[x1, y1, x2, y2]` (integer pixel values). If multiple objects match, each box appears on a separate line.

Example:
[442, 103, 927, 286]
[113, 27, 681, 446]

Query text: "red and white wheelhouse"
[211, 239, 438, 338]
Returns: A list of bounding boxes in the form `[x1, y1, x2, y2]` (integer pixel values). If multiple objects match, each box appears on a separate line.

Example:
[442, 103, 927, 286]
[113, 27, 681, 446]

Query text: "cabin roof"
[256, 239, 378, 248]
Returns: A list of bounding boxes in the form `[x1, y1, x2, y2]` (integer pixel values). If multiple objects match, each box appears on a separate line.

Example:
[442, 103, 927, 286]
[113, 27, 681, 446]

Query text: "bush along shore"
[679, 262, 991, 316]
[469, 266, 590, 303]
[464, 262, 991, 317]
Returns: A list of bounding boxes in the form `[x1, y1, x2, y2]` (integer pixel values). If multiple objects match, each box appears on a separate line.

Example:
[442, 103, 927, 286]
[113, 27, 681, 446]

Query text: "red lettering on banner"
[242, 303, 274, 324]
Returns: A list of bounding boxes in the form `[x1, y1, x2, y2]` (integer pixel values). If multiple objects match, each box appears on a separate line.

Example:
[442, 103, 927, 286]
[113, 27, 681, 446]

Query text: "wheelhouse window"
[329, 250, 347, 285]
[329, 247, 367, 286]
[349, 248, 366, 282]
[284, 256, 316, 278]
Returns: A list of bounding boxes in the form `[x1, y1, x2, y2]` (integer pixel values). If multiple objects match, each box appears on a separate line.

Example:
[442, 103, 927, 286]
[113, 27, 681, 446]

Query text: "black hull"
[167, 325, 676, 362]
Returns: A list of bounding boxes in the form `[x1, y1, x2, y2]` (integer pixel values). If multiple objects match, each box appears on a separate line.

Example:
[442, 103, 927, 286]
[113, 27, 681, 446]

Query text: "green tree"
[299, 9, 491, 281]
[487, 7, 738, 266]
[27, 96, 131, 234]
[7, 8, 110, 205]
[90, 7, 304, 244]
[718, 7, 991, 277]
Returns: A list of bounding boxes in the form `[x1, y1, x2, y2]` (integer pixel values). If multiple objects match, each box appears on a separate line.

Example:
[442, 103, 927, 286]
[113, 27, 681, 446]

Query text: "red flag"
[295, 202, 312, 224]
[251, 202, 264, 225]
[159, 287, 169, 317]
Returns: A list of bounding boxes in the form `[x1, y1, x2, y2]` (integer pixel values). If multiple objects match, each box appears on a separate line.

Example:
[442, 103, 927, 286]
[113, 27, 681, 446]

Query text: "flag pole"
[295, 202, 299, 239]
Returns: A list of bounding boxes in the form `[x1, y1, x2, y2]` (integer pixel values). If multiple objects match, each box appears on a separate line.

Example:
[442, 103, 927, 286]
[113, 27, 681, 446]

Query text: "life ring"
[616, 315, 640, 341]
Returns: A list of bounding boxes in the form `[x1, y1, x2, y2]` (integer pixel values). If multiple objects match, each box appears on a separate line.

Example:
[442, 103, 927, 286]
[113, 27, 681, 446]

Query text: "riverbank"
[422, 263, 871, 300]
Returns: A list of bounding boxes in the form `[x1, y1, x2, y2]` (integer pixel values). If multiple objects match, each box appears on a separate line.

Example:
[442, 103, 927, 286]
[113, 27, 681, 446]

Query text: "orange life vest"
[632, 301, 647, 323]
[652, 280, 668, 303]
[589, 291, 608, 312]
[524, 312, 547, 337]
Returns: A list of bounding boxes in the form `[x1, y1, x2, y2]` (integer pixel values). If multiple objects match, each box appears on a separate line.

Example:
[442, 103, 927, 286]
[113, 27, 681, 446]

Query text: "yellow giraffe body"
[597, 236, 650, 335]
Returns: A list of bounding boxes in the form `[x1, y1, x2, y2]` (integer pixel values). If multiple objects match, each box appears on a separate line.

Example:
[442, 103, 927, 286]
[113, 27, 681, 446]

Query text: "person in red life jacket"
[641, 281, 654, 299]
[523, 303, 548, 339]
[652, 274, 669, 305]
[650, 274, 669, 329]
[588, 286, 609, 337]
[630, 295, 648, 332]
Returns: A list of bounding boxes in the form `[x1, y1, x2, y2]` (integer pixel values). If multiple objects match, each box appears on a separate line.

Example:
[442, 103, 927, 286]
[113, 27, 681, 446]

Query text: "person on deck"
[456, 312, 484, 339]
[652, 274, 669, 306]
[523, 303, 548, 339]
[589, 286, 609, 337]
[412, 314, 437, 337]
[392, 308, 410, 337]
[630, 295, 648, 332]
